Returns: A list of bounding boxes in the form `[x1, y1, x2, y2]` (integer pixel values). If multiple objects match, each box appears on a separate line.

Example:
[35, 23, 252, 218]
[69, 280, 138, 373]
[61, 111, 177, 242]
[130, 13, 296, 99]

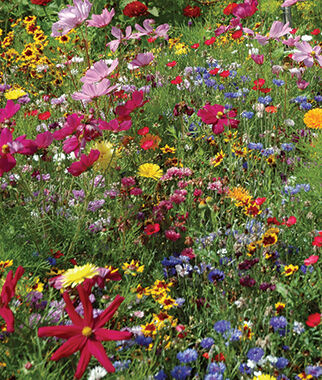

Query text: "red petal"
[0, 306, 14, 332]
[51, 335, 86, 361]
[77, 285, 93, 326]
[38, 325, 82, 339]
[94, 328, 132, 341]
[87, 340, 115, 372]
[74, 345, 91, 379]
[95, 295, 124, 328]
[63, 292, 83, 326]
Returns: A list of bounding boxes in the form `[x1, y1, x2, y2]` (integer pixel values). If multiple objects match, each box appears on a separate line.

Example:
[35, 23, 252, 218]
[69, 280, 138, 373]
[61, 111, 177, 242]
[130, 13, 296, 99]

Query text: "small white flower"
[301, 35, 313, 41]
[284, 118, 295, 126]
[71, 56, 84, 63]
[71, 69, 79, 75]
[87, 366, 107, 380]
[247, 360, 257, 369]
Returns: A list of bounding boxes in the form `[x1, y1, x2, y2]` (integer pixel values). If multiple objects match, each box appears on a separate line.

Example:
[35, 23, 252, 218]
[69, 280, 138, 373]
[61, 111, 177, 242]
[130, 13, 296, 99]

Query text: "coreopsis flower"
[282, 264, 299, 276]
[51, 0, 92, 37]
[38, 285, 132, 379]
[183, 5, 201, 18]
[138, 163, 163, 180]
[303, 108, 322, 129]
[210, 150, 225, 167]
[0, 266, 24, 332]
[67, 149, 100, 176]
[123, 1, 148, 17]
[87, 8, 115, 28]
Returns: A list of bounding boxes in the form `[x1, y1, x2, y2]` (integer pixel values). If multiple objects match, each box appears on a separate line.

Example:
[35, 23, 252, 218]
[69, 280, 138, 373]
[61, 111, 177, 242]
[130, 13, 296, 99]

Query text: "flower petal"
[95, 295, 124, 328]
[38, 325, 82, 339]
[77, 284, 93, 326]
[63, 292, 83, 326]
[87, 340, 115, 372]
[94, 328, 132, 341]
[51, 335, 86, 361]
[74, 345, 92, 379]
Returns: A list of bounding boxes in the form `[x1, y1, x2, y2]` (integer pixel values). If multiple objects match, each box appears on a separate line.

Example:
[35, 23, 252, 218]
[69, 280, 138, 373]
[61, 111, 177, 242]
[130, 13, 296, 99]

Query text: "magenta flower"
[251, 54, 264, 64]
[67, 149, 100, 176]
[99, 118, 132, 132]
[35, 131, 54, 149]
[51, 0, 92, 37]
[0, 100, 20, 123]
[232, 0, 258, 19]
[87, 7, 115, 27]
[255, 21, 291, 45]
[106, 26, 134, 52]
[292, 42, 322, 67]
[296, 79, 309, 89]
[134, 19, 169, 40]
[281, 0, 304, 7]
[80, 59, 118, 84]
[282, 36, 300, 47]
[198, 104, 239, 135]
[129, 52, 154, 69]
[72, 79, 117, 101]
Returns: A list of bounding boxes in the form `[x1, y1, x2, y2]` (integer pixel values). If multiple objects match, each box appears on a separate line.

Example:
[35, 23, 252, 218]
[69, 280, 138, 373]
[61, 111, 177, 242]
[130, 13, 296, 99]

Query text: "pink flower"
[281, 0, 304, 7]
[134, 19, 169, 40]
[87, 7, 115, 27]
[255, 21, 291, 45]
[106, 26, 134, 53]
[35, 131, 54, 149]
[312, 232, 322, 247]
[198, 104, 239, 135]
[296, 79, 309, 89]
[72, 79, 117, 101]
[304, 255, 319, 266]
[282, 36, 300, 46]
[251, 54, 264, 64]
[67, 149, 100, 176]
[0, 100, 20, 122]
[98, 118, 132, 132]
[80, 59, 118, 84]
[129, 52, 154, 69]
[165, 230, 181, 241]
[51, 0, 92, 37]
[292, 42, 322, 67]
[232, 0, 258, 18]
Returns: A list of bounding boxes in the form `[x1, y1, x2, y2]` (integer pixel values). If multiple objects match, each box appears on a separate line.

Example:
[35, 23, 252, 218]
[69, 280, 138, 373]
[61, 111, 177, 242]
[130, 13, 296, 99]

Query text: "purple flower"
[87, 7, 115, 28]
[214, 320, 231, 334]
[171, 365, 192, 380]
[177, 348, 198, 363]
[275, 357, 289, 369]
[208, 269, 225, 282]
[155, 369, 167, 380]
[305, 366, 322, 377]
[270, 316, 287, 334]
[247, 347, 264, 362]
[200, 337, 214, 349]
[87, 199, 105, 212]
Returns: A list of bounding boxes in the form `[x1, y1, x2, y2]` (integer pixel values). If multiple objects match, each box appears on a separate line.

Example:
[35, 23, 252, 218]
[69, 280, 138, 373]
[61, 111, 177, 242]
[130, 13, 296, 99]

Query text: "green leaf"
[148, 7, 159, 17]
[275, 282, 289, 298]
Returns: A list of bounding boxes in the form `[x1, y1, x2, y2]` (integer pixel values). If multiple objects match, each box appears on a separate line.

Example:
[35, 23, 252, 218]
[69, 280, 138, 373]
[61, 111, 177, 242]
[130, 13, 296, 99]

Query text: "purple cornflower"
[208, 269, 225, 283]
[87, 199, 105, 212]
[155, 369, 167, 380]
[171, 365, 192, 380]
[247, 347, 264, 362]
[270, 316, 287, 335]
[305, 366, 322, 377]
[207, 362, 226, 374]
[275, 357, 289, 369]
[241, 111, 254, 119]
[177, 348, 198, 363]
[214, 320, 231, 334]
[200, 337, 214, 349]
[281, 143, 294, 152]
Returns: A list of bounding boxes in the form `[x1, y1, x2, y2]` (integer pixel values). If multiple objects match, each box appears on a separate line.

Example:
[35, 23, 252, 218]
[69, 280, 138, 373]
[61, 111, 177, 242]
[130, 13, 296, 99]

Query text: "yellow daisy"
[138, 163, 163, 180]
[60, 263, 99, 288]
[303, 108, 322, 129]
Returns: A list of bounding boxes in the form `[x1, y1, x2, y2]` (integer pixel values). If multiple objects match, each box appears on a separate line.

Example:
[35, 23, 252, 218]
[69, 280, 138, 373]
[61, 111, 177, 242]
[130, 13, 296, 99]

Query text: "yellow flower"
[160, 145, 176, 154]
[5, 88, 27, 100]
[122, 260, 144, 276]
[210, 150, 225, 167]
[60, 263, 99, 288]
[275, 302, 285, 314]
[228, 186, 252, 207]
[253, 375, 276, 380]
[282, 264, 299, 276]
[303, 108, 322, 129]
[158, 296, 177, 310]
[138, 163, 163, 180]
[261, 230, 278, 247]
[0, 260, 13, 270]
[93, 141, 118, 172]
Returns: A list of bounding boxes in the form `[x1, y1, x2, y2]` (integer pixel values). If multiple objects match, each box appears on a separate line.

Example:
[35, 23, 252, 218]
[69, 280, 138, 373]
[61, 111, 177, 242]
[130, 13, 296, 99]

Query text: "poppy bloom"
[209, 68, 219, 75]
[265, 106, 277, 113]
[312, 232, 322, 247]
[67, 149, 100, 176]
[205, 37, 216, 45]
[232, 30, 243, 40]
[38, 285, 132, 379]
[223, 3, 238, 15]
[190, 43, 199, 49]
[144, 223, 160, 235]
[252, 78, 271, 93]
[166, 61, 177, 67]
[38, 111, 51, 120]
[171, 76, 182, 85]
[219, 70, 230, 78]
[306, 313, 321, 327]
[0, 266, 24, 332]
[304, 255, 319, 266]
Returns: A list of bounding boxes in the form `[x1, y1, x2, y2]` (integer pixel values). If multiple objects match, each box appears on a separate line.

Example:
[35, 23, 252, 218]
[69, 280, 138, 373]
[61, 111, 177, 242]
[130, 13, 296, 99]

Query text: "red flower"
[38, 285, 132, 379]
[282, 216, 297, 226]
[183, 5, 201, 18]
[171, 76, 182, 85]
[30, 0, 52, 5]
[205, 37, 216, 46]
[209, 68, 219, 75]
[223, 3, 238, 15]
[166, 61, 177, 67]
[214, 352, 226, 362]
[38, 111, 51, 120]
[312, 232, 322, 247]
[306, 313, 321, 327]
[265, 106, 277, 113]
[137, 126, 149, 135]
[255, 197, 266, 205]
[219, 70, 230, 78]
[304, 255, 319, 266]
[232, 30, 243, 40]
[0, 266, 24, 332]
[267, 217, 280, 226]
[144, 223, 160, 235]
[190, 43, 199, 49]
[290, 28, 298, 34]
[311, 28, 320, 35]
[198, 103, 239, 135]
[67, 149, 100, 177]
[123, 1, 148, 17]
[252, 78, 271, 93]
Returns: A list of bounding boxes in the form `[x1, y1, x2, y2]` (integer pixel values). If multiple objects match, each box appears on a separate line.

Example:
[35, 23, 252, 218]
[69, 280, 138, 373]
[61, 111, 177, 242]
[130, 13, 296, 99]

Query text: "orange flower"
[265, 106, 277, 113]
[140, 133, 161, 150]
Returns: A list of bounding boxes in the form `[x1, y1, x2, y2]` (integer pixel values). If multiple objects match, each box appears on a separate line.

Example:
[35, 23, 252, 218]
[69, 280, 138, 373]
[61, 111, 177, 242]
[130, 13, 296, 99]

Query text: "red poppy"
[0, 266, 24, 332]
[282, 216, 297, 226]
[166, 61, 177, 67]
[290, 28, 298, 34]
[183, 5, 201, 18]
[67, 149, 100, 177]
[123, 1, 148, 17]
[205, 37, 216, 46]
[38, 111, 51, 120]
[209, 68, 220, 75]
[171, 76, 182, 85]
[219, 70, 230, 78]
[267, 217, 280, 226]
[223, 3, 238, 15]
[214, 352, 226, 362]
[252, 78, 271, 93]
[306, 313, 321, 327]
[190, 43, 199, 49]
[312, 232, 322, 247]
[232, 30, 243, 40]
[255, 197, 266, 205]
[265, 106, 277, 113]
[144, 223, 160, 235]
[304, 255, 319, 266]
[137, 126, 149, 135]
[311, 28, 320, 35]
[38, 285, 132, 379]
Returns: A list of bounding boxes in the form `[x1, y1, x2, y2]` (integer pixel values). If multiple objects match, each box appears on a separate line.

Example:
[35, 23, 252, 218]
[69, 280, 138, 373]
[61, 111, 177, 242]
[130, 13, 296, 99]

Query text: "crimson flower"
[304, 255, 319, 266]
[38, 285, 132, 379]
[31, 0, 52, 4]
[198, 103, 239, 135]
[123, 1, 148, 17]
[0, 100, 20, 122]
[0, 266, 24, 332]
[306, 313, 321, 327]
[252, 78, 271, 93]
[144, 223, 160, 235]
[312, 232, 322, 247]
[67, 149, 100, 176]
[171, 76, 183, 85]
[183, 5, 201, 18]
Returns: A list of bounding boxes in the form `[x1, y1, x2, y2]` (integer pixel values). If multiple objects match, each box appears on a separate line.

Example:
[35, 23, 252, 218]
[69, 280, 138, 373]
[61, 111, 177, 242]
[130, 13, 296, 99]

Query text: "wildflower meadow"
[0, 0, 321, 379]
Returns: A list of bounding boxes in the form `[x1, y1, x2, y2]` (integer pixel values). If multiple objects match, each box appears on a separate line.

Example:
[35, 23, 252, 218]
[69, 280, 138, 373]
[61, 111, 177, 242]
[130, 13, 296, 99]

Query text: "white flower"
[284, 119, 295, 126]
[71, 69, 79, 75]
[266, 355, 278, 364]
[71, 56, 84, 63]
[249, 47, 259, 55]
[247, 360, 257, 369]
[301, 35, 313, 41]
[87, 366, 107, 380]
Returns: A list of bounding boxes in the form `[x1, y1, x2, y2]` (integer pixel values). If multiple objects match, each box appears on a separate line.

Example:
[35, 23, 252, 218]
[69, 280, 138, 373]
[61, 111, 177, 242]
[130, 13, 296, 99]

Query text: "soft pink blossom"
[255, 21, 292, 45]
[72, 79, 116, 101]
[292, 42, 322, 67]
[129, 53, 154, 69]
[296, 79, 309, 89]
[106, 26, 134, 53]
[134, 19, 169, 40]
[80, 59, 118, 84]
[281, 0, 304, 7]
[87, 7, 114, 27]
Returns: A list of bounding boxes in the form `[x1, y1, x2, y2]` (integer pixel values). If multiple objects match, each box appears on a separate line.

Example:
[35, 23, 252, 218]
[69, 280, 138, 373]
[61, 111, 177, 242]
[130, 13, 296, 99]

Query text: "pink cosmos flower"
[98, 118, 132, 132]
[292, 42, 322, 67]
[106, 26, 134, 53]
[232, 0, 258, 19]
[0, 100, 20, 123]
[67, 149, 100, 176]
[255, 21, 292, 45]
[72, 79, 117, 101]
[304, 255, 319, 266]
[134, 19, 169, 40]
[87, 7, 115, 27]
[80, 59, 118, 84]
[281, 0, 304, 7]
[282, 36, 300, 46]
[251, 54, 264, 64]
[296, 79, 309, 89]
[129, 52, 154, 69]
[198, 104, 239, 135]
[35, 131, 54, 149]
[51, 0, 92, 37]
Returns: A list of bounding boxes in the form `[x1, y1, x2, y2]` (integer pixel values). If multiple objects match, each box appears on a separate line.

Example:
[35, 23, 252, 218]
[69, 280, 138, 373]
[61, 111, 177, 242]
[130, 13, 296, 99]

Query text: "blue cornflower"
[281, 143, 294, 152]
[290, 95, 307, 104]
[208, 362, 226, 374]
[113, 359, 131, 372]
[200, 337, 214, 349]
[300, 102, 312, 110]
[161, 256, 183, 267]
[155, 369, 167, 380]
[204, 79, 216, 87]
[306, 366, 322, 377]
[214, 320, 231, 334]
[239, 363, 252, 375]
[204, 374, 223, 380]
[258, 95, 272, 105]
[261, 148, 274, 156]
[47, 257, 56, 266]
[247, 347, 264, 362]
[176, 298, 185, 307]
[270, 316, 287, 334]
[218, 84, 225, 90]
[248, 142, 263, 150]
[171, 365, 192, 380]
[314, 95, 322, 102]
[241, 111, 254, 119]
[177, 348, 198, 363]
[275, 357, 289, 369]
[208, 269, 225, 282]
[241, 75, 251, 82]
[135, 335, 153, 347]
[203, 72, 211, 80]
[273, 79, 285, 86]
[223, 328, 242, 342]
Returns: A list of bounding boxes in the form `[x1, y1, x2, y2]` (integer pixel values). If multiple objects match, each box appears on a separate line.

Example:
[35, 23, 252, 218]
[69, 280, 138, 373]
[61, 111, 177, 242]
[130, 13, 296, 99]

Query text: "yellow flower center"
[1, 144, 9, 154]
[216, 111, 224, 119]
[311, 51, 316, 56]
[82, 326, 92, 337]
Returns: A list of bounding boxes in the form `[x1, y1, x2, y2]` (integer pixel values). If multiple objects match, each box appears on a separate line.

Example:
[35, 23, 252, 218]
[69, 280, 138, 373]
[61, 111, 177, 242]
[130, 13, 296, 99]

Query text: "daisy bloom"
[252, 375, 276, 380]
[60, 263, 100, 288]
[303, 109, 322, 129]
[138, 163, 163, 180]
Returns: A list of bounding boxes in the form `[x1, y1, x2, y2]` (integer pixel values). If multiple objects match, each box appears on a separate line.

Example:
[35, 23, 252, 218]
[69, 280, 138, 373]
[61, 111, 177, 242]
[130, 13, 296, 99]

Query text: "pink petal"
[94, 328, 132, 341]
[38, 325, 82, 339]
[77, 285, 93, 326]
[74, 345, 91, 379]
[0, 306, 14, 332]
[87, 340, 115, 372]
[51, 335, 86, 361]
[95, 295, 124, 328]
[62, 292, 84, 326]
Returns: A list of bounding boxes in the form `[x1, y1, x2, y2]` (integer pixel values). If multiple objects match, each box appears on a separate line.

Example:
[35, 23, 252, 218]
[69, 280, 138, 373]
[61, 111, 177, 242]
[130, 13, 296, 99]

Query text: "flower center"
[216, 111, 224, 119]
[1, 144, 9, 154]
[82, 326, 92, 337]
[311, 51, 316, 57]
